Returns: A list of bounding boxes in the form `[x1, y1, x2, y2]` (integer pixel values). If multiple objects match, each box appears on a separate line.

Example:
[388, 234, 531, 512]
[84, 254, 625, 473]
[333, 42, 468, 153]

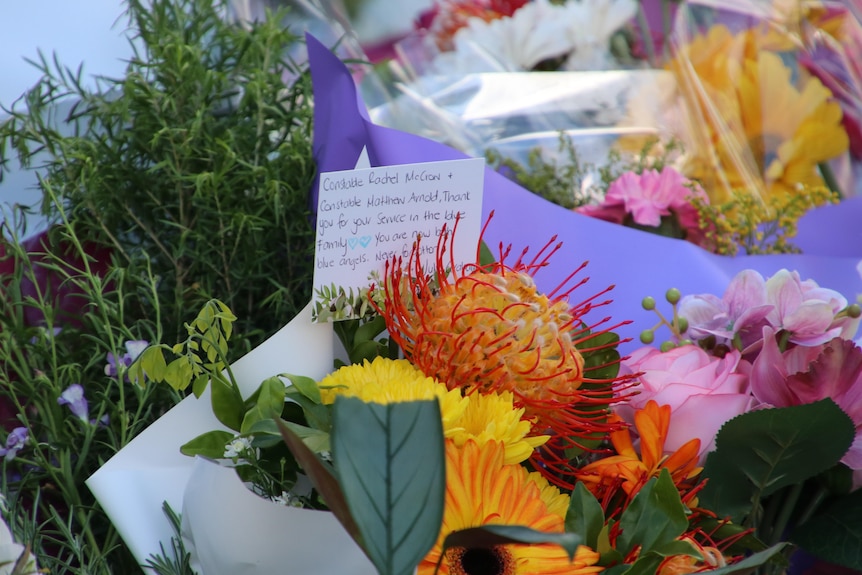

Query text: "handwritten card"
[312, 158, 485, 321]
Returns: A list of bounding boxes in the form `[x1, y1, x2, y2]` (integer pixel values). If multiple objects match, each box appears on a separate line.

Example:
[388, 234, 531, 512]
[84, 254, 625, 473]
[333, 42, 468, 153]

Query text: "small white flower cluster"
[270, 491, 304, 508]
[223, 436, 254, 461]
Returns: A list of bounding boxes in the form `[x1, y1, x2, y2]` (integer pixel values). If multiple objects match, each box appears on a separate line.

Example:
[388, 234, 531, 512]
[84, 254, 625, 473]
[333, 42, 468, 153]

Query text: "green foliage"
[700, 399, 855, 526]
[565, 482, 605, 550]
[487, 135, 682, 210]
[792, 488, 862, 570]
[617, 470, 690, 556]
[0, 207, 181, 573]
[0, 0, 318, 571]
[331, 397, 446, 575]
[144, 504, 195, 575]
[0, 0, 317, 360]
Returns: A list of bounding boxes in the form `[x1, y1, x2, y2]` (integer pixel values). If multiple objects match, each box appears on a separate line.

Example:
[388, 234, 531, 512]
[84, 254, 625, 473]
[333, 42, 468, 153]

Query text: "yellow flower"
[318, 356, 468, 436]
[320, 357, 548, 461]
[448, 391, 549, 465]
[419, 439, 602, 575]
[669, 24, 848, 202]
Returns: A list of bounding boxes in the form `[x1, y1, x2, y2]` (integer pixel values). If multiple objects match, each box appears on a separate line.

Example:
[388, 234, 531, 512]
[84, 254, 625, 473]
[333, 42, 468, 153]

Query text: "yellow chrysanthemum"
[669, 24, 848, 202]
[318, 356, 468, 436]
[419, 439, 602, 575]
[448, 391, 549, 465]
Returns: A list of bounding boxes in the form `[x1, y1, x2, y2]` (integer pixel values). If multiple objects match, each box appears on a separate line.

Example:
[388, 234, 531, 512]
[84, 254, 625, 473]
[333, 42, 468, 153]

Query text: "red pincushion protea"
[373, 215, 634, 488]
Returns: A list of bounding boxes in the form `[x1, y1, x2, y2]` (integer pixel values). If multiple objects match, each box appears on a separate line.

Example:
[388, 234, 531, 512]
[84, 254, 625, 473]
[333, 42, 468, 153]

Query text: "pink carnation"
[576, 167, 709, 246]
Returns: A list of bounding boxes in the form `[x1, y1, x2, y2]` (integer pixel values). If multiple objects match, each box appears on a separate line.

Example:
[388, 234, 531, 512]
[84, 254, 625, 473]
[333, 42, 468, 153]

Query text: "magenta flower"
[616, 344, 753, 462]
[751, 327, 862, 471]
[576, 166, 709, 246]
[765, 269, 858, 346]
[678, 269, 773, 352]
[58, 384, 89, 422]
[0, 427, 29, 461]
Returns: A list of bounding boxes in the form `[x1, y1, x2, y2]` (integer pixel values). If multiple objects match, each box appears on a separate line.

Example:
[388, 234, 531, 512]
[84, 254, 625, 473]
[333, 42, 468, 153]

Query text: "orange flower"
[374, 216, 633, 488]
[419, 439, 602, 575]
[576, 400, 702, 507]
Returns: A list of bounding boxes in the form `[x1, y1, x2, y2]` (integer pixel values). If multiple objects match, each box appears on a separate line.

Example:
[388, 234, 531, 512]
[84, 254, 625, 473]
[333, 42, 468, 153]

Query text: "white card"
[313, 157, 485, 320]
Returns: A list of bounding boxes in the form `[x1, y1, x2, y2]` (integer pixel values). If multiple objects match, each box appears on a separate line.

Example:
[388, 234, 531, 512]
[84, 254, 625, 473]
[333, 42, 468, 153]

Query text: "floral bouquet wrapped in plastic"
[360, 0, 862, 256]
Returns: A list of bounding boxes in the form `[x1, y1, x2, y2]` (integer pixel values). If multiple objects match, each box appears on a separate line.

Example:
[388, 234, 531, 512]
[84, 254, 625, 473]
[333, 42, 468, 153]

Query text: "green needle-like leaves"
[331, 397, 446, 575]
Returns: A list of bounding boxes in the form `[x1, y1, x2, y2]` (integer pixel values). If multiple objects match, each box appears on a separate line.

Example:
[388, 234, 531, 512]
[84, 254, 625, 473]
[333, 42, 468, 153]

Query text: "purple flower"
[679, 269, 859, 353]
[679, 269, 773, 352]
[57, 384, 89, 421]
[0, 427, 29, 461]
[765, 269, 858, 346]
[105, 340, 149, 379]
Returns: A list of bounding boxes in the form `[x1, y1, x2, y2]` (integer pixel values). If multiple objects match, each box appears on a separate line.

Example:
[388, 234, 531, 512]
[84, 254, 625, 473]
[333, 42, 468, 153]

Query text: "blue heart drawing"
[348, 237, 359, 249]
[359, 236, 372, 247]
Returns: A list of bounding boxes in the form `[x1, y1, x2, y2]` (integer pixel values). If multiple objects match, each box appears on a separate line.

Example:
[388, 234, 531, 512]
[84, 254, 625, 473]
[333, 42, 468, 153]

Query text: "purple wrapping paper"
[307, 34, 862, 354]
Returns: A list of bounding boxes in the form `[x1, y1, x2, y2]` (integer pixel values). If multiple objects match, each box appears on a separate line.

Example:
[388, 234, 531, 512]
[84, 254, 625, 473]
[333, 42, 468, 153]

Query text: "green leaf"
[131, 345, 167, 386]
[210, 375, 243, 432]
[331, 397, 445, 575]
[565, 482, 606, 549]
[700, 399, 855, 523]
[164, 357, 194, 392]
[279, 420, 330, 453]
[478, 240, 496, 266]
[353, 315, 386, 346]
[180, 430, 234, 458]
[240, 377, 286, 434]
[792, 488, 862, 570]
[283, 373, 322, 404]
[442, 524, 582, 561]
[277, 419, 366, 553]
[618, 469, 689, 555]
[699, 543, 790, 574]
[285, 388, 332, 432]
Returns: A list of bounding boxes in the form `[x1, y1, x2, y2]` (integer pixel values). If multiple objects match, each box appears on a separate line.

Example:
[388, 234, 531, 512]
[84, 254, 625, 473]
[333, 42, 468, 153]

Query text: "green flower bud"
[660, 341, 675, 352]
[641, 296, 656, 311]
[676, 317, 689, 333]
[640, 330, 655, 344]
[665, 288, 681, 304]
[848, 303, 861, 319]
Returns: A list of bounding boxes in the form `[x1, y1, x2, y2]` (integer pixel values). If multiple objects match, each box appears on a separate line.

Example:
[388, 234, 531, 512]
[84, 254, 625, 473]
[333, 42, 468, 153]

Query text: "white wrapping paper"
[86, 303, 373, 574]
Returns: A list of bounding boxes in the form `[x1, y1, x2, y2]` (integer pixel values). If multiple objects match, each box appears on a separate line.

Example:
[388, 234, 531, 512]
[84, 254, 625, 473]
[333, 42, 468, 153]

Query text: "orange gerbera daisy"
[374, 216, 633, 488]
[576, 400, 702, 511]
[420, 439, 602, 575]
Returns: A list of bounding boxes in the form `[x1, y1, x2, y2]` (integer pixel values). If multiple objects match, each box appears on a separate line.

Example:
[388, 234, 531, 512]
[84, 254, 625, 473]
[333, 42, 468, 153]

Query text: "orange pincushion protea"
[374, 216, 633, 488]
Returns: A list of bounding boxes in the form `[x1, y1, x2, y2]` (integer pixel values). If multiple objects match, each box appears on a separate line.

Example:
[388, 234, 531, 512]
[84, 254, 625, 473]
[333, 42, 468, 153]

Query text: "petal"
[765, 269, 804, 326]
[725, 270, 768, 320]
[750, 326, 798, 406]
[665, 393, 754, 459]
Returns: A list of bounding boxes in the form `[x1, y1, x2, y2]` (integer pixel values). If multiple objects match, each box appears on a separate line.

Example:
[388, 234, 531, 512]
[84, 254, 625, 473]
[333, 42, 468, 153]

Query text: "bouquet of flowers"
[359, 0, 862, 256]
[86, 34, 862, 575]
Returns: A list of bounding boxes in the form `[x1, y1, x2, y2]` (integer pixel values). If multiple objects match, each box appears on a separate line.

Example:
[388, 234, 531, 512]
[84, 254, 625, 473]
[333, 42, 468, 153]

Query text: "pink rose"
[616, 344, 753, 462]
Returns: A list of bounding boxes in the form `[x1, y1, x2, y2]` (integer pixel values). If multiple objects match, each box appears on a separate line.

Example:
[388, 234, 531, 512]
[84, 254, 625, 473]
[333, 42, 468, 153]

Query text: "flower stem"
[819, 161, 844, 199]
